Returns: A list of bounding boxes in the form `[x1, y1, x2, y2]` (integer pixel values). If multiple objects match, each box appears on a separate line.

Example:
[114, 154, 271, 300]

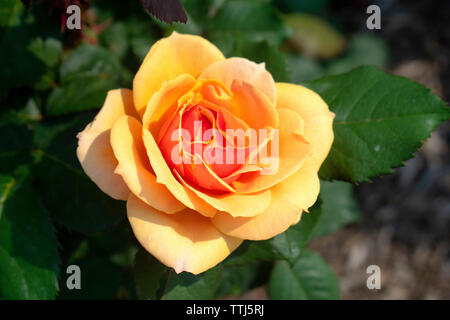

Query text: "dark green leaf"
[287, 54, 324, 83]
[0, 1, 61, 91]
[304, 66, 450, 182]
[0, 123, 34, 174]
[207, 0, 288, 47]
[0, 0, 24, 30]
[269, 249, 339, 300]
[125, 18, 157, 61]
[0, 25, 46, 90]
[134, 248, 221, 300]
[222, 240, 282, 267]
[314, 180, 360, 237]
[28, 37, 62, 68]
[275, 0, 329, 15]
[163, 267, 221, 300]
[99, 23, 129, 59]
[0, 174, 59, 299]
[179, 0, 225, 27]
[46, 45, 123, 115]
[215, 260, 272, 298]
[134, 248, 171, 300]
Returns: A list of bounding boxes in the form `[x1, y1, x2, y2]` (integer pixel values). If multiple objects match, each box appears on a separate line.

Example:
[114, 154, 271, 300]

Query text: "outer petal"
[127, 194, 242, 275]
[275, 83, 334, 168]
[173, 170, 272, 218]
[77, 89, 137, 200]
[142, 129, 218, 217]
[110, 116, 185, 213]
[211, 159, 320, 240]
[232, 108, 312, 194]
[133, 32, 225, 116]
[199, 57, 276, 104]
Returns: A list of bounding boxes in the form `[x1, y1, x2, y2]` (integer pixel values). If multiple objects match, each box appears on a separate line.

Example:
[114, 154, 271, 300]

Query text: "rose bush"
[77, 32, 334, 275]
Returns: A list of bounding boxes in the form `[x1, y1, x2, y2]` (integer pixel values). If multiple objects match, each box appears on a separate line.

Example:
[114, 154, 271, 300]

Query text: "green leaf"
[215, 260, 272, 298]
[207, 0, 289, 48]
[0, 0, 24, 30]
[304, 66, 450, 182]
[179, 0, 225, 27]
[314, 180, 360, 237]
[28, 37, 62, 68]
[99, 23, 129, 59]
[59, 44, 123, 85]
[125, 18, 158, 62]
[0, 1, 61, 91]
[222, 240, 282, 266]
[284, 13, 345, 59]
[275, 0, 329, 15]
[269, 201, 322, 262]
[327, 32, 389, 75]
[0, 174, 60, 299]
[163, 267, 221, 300]
[269, 249, 339, 300]
[32, 114, 125, 233]
[46, 45, 124, 115]
[287, 54, 324, 83]
[0, 97, 42, 124]
[0, 123, 34, 175]
[134, 248, 222, 300]
[134, 248, 170, 300]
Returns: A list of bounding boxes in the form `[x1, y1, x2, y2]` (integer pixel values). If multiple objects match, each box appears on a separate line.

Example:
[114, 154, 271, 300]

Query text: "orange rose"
[77, 32, 334, 274]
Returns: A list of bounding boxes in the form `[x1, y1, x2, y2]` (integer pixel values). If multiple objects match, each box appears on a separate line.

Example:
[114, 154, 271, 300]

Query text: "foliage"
[0, 0, 448, 300]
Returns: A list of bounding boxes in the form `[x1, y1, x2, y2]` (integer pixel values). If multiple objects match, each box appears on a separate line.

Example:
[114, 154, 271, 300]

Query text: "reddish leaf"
[140, 0, 187, 24]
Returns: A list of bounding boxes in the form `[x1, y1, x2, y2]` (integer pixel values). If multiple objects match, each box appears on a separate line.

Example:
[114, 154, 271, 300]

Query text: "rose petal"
[232, 108, 312, 194]
[128, 194, 242, 275]
[173, 170, 272, 218]
[193, 79, 233, 108]
[110, 115, 185, 213]
[211, 159, 320, 240]
[142, 74, 197, 138]
[133, 32, 225, 116]
[77, 89, 137, 200]
[199, 57, 276, 104]
[275, 83, 334, 169]
[142, 129, 218, 217]
[229, 81, 279, 129]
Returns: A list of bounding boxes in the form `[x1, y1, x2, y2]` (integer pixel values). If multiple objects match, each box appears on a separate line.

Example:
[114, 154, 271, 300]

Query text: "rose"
[77, 32, 334, 274]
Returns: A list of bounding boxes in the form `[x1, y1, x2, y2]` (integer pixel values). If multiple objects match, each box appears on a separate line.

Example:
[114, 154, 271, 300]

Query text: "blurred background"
[254, 0, 450, 299]
[1, 0, 448, 299]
